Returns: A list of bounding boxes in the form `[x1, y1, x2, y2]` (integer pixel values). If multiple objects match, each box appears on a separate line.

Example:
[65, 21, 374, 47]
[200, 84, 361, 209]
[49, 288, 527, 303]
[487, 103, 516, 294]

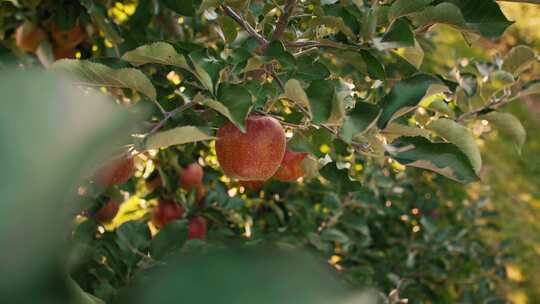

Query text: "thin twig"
[221, 5, 268, 47]
[456, 92, 517, 122]
[267, 64, 285, 91]
[151, 99, 167, 115]
[147, 101, 197, 136]
[272, 0, 297, 41]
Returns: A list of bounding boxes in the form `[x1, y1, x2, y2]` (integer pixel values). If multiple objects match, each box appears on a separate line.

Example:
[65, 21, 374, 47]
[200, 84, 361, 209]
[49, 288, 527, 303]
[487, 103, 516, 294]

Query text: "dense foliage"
[1, 0, 538, 303]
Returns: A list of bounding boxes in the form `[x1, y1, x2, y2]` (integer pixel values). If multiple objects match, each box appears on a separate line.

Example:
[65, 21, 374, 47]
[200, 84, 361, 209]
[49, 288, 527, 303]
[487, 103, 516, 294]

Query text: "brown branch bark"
[221, 5, 268, 47]
[272, 0, 296, 41]
[456, 95, 517, 122]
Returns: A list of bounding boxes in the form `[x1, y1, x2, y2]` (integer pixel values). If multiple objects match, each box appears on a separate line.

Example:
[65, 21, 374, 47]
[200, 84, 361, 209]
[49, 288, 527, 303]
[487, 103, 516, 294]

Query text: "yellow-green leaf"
[502, 45, 537, 76]
[482, 112, 526, 153]
[122, 42, 190, 70]
[427, 118, 482, 174]
[145, 126, 214, 150]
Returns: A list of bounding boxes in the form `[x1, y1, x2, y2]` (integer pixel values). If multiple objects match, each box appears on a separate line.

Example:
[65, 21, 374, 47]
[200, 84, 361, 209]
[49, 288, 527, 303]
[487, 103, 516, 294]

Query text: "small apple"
[53, 47, 77, 60]
[179, 163, 203, 190]
[15, 22, 46, 53]
[145, 171, 162, 192]
[216, 115, 286, 181]
[94, 156, 135, 187]
[51, 23, 86, 49]
[95, 200, 120, 224]
[152, 200, 185, 229]
[188, 216, 207, 240]
[273, 149, 309, 182]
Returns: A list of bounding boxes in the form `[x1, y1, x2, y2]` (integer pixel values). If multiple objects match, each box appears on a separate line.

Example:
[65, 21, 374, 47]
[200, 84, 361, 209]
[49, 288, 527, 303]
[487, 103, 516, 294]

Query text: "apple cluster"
[87, 115, 312, 241]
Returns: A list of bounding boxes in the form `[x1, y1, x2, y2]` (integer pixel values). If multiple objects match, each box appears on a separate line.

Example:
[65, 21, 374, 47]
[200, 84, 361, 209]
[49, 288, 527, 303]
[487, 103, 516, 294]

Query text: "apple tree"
[0, 0, 538, 303]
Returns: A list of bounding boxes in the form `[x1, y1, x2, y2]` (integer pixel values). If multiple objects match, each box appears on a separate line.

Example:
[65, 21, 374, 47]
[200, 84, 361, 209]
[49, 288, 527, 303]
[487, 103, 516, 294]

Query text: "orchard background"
[0, 0, 539, 303]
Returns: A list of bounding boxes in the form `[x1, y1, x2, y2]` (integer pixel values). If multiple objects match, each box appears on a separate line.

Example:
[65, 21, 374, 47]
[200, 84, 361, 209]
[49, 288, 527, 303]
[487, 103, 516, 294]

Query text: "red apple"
[53, 47, 77, 60]
[145, 172, 162, 192]
[273, 149, 308, 182]
[152, 200, 185, 229]
[179, 163, 203, 190]
[95, 200, 120, 224]
[51, 23, 86, 49]
[15, 22, 46, 53]
[94, 156, 135, 187]
[216, 115, 286, 181]
[188, 216, 207, 240]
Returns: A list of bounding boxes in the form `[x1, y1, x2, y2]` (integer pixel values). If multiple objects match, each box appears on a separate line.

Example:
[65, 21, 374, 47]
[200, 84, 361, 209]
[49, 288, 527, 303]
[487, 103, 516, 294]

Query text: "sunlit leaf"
[427, 118, 482, 174]
[502, 45, 537, 76]
[377, 73, 442, 128]
[145, 126, 214, 150]
[50, 59, 157, 100]
[215, 83, 253, 132]
[340, 102, 381, 143]
[386, 136, 479, 183]
[122, 42, 191, 70]
[482, 112, 526, 153]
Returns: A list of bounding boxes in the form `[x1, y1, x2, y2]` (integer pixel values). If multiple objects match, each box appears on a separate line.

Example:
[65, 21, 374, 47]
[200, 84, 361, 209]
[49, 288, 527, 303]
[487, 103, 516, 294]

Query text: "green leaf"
[328, 79, 354, 125]
[50, 60, 157, 100]
[377, 73, 443, 128]
[340, 102, 381, 143]
[161, 0, 195, 16]
[389, 0, 433, 20]
[426, 99, 455, 118]
[445, 0, 513, 39]
[379, 18, 414, 49]
[481, 70, 515, 100]
[427, 118, 482, 174]
[382, 123, 432, 142]
[289, 127, 334, 157]
[320, 163, 362, 193]
[283, 79, 311, 112]
[150, 220, 189, 259]
[502, 45, 537, 76]
[145, 126, 214, 150]
[386, 136, 479, 183]
[116, 220, 151, 252]
[360, 50, 385, 80]
[121, 42, 191, 70]
[190, 54, 215, 93]
[263, 40, 296, 68]
[295, 57, 330, 81]
[520, 79, 540, 97]
[321, 228, 349, 243]
[410, 3, 467, 30]
[306, 80, 335, 124]
[481, 112, 526, 152]
[396, 39, 424, 69]
[309, 16, 356, 41]
[215, 83, 253, 132]
[362, 7, 377, 41]
[217, 16, 238, 43]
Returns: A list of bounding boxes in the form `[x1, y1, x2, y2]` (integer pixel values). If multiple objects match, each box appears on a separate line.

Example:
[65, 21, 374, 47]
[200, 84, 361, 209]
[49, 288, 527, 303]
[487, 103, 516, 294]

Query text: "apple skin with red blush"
[216, 115, 286, 181]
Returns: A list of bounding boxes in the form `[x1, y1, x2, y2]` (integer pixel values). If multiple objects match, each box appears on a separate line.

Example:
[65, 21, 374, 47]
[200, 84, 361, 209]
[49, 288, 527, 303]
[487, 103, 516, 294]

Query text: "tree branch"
[221, 5, 268, 47]
[272, 0, 296, 41]
[146, 101, 197, 136]
[456, 93, 517, 122]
